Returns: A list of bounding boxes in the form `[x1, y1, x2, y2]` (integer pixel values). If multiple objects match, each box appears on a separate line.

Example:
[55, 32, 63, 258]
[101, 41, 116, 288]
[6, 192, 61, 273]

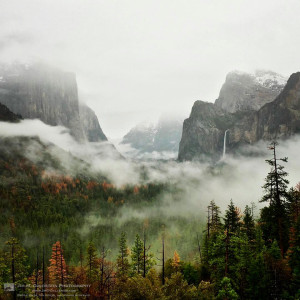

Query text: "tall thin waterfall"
[223, 129, 229, 159]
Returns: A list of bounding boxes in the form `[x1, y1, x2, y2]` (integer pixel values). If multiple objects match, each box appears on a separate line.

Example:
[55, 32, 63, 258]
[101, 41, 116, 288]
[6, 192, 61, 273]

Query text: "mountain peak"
[179, 71, 300, 161]
[215, 69, 287, 113]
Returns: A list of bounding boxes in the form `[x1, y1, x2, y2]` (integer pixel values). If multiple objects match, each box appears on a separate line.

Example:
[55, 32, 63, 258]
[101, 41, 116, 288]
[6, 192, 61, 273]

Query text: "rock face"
[178, 72, 300, 161]
[215, 70, 287, 113]
[122, 122, 157, 152]
[0, 102, 21, 122]
[79, 104, 107, 142]
[0, 63, 107, 142]
[121, 117, 183, 159]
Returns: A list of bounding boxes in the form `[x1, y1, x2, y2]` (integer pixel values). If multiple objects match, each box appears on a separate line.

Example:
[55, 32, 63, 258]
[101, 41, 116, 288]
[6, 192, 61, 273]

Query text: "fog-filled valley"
[1, 113, 300, 254]
[1, 62, 300, 298]
[2, 1, 300, 298]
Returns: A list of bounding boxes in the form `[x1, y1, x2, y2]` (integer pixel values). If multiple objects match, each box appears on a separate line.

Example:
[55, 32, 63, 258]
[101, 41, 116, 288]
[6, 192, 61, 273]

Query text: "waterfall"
[223, 129, 229, 159]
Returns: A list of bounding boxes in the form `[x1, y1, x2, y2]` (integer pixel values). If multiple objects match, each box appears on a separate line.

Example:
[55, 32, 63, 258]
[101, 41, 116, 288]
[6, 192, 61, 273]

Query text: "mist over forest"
[1, 1, 300, 299]
[1, 63, 300, 299]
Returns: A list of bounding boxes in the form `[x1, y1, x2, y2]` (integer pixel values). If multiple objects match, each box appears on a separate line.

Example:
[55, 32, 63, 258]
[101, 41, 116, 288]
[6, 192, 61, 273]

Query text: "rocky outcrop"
[122, 122, 157, 152]
[0, 102, 21, 122]
[79, 104, 107, 142]
[0, 63, 107, 142]
[178, 72, 300, 161]
[215, 70, 287, 113]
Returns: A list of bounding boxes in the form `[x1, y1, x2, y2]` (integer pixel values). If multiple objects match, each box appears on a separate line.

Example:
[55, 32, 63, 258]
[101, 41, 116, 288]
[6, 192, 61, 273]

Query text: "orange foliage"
[48, 241, 68, 286]
[86, 181, 99, 190]
[41, 176, 78, 195]
[172, 251, 181, 271]
[133, 186, 139, 194]
[102, 181, 114, 191]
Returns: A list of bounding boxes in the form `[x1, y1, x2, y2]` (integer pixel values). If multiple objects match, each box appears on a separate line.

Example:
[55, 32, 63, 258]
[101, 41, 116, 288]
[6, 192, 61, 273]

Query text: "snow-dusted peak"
[133, 121, 156, 133]
[254, 70, 287, 90]
[215, 69, 287, 113]
[227, 70, 287, 89]
[121, 116, 183, 159]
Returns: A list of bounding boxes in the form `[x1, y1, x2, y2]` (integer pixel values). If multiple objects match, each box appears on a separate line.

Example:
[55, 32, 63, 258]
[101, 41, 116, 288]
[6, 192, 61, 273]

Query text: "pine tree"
[211, 200, 222, 232]
[142, 232, 155, 277]
[261, 141, 289, 205]
[287, 184, 300, 223]
[116, 232, 130, 278]
[224, 200, 241, 234]
[287, 217, 300, 295]
[216, 277, 239, 300]
[260, 141, 289, 256]
[242, 205, 255, 241]
[131, 234, 143, 275]
[86, 241, 99, 283]
[4, 238, 30, 298]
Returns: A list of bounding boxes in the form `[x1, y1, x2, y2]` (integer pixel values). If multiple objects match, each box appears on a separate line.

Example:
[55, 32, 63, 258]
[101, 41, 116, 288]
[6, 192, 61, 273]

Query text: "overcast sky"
[1, 0, 300, 138]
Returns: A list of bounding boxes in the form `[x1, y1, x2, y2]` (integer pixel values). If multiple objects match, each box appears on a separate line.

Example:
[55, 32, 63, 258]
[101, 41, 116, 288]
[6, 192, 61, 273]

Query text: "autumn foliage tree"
[48, 241, 67, 287]
[172, 251, 181, 272]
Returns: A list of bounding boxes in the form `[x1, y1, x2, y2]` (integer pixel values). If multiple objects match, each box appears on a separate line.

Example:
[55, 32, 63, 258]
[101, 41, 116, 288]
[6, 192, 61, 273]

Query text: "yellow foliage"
[172, 251, 180, 269]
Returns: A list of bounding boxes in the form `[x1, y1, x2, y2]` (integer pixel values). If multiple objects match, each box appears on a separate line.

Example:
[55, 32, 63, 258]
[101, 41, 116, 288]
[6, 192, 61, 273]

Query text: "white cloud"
[1, 119, 300, 217]
[1, 0, 300, 138]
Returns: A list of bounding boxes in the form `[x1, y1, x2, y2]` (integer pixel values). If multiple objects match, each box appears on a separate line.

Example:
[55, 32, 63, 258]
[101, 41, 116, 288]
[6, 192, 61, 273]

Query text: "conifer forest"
[2, 1, 300, 299]
[1, 140, 300, 299]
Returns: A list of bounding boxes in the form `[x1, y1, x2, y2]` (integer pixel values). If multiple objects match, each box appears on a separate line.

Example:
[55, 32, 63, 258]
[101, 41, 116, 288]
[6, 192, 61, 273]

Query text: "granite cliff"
[79, 104, 107, 142]
[215, 70, 286, 113]
[178, 72, 300, 161]
[0, 63, 107, 142]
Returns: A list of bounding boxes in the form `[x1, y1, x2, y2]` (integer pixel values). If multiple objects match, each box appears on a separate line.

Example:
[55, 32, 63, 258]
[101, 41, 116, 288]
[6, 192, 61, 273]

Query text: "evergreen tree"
[131, 234, 144, 275]
[163, 272, 198, 300]
[216, 277, 238, 300]
[261, 142, 289, 205]
[224, 200, 241, 234]
[247, 251, 268, 300]
[142, 232, 156, 277]
[0, 250, 10, 295]
[242, 205, 255, 241]
[287, 185, 300, 223]
[265, 240, 289, 299]
[3, 238, 30, 298]
[287, 217, 300, 296]
[223, 199, 241, 277]
[116, 232, 130, 278]
[260, 141, 289, 255]
[86, 241, 99, 283]
[210, 200, 222, 233]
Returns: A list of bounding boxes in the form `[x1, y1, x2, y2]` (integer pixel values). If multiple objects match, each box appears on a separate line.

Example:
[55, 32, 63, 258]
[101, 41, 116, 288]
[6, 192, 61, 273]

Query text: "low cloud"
[1, 119, 300, 217]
